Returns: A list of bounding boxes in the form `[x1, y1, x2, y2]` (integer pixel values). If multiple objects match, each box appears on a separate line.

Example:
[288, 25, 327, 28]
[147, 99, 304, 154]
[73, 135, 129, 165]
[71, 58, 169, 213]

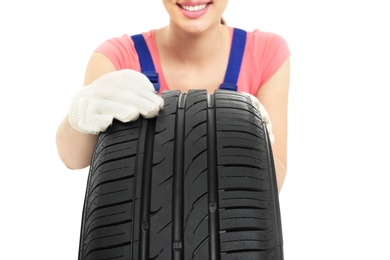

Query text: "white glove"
[69, 69, 164, 134]
[243, 93, 274, 144]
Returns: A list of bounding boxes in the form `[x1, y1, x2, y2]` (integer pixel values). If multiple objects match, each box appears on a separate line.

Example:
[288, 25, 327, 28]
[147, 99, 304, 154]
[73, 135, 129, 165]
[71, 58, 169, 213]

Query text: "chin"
[175, 19, 220, 35]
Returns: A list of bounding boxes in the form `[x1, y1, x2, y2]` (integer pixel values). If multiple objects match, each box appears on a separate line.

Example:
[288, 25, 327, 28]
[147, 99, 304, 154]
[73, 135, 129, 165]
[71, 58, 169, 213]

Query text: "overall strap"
[219, 28, 247, 92]
[131, 28, 247, 93]
[131, 34, 160, 92]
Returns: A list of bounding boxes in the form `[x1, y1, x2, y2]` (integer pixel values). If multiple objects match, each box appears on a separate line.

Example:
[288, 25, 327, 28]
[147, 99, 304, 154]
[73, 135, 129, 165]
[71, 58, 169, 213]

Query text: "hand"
[243, 93, 275, 144]
[69, 69, 164, 134]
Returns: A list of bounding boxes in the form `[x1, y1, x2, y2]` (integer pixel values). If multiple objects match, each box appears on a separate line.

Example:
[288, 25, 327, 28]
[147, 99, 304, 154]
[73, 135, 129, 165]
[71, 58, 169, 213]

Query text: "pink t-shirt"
[95, 27, 290, 95]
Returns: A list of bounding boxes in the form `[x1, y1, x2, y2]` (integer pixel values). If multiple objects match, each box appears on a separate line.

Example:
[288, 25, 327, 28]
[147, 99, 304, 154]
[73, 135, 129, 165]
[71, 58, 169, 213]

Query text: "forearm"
[56, 115, 98, 169]
[274, 155, 287, 193]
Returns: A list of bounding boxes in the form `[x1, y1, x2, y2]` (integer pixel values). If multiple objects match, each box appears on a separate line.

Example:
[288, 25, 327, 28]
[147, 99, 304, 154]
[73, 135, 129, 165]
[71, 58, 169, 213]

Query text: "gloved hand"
[69, 69, 164, 134]
[243, 93, 275, 144]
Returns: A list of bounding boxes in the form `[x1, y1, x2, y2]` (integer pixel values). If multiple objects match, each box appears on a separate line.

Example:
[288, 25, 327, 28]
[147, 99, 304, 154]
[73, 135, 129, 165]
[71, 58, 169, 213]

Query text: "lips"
[177, 2, 211, 19]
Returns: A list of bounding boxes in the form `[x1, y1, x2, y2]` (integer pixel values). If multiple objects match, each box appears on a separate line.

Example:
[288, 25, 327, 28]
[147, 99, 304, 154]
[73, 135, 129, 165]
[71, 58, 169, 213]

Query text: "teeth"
[181, 4, 207, 12]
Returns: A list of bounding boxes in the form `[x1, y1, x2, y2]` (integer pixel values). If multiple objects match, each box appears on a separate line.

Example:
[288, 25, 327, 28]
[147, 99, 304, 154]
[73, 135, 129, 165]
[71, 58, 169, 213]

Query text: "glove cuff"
[68, 90, 97, 135]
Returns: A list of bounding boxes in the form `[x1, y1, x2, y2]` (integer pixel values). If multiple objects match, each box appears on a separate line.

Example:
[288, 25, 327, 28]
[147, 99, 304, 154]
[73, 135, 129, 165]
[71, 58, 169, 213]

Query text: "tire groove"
[139, 119, 156, 260]
[207, 93, 221, 260]
[86, 199, 134, 221]
[172, 92, 186, 259]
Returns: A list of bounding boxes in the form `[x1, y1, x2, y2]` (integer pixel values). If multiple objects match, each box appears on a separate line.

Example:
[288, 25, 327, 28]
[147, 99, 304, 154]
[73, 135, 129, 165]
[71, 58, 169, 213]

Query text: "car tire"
[78, 90, 284, 260]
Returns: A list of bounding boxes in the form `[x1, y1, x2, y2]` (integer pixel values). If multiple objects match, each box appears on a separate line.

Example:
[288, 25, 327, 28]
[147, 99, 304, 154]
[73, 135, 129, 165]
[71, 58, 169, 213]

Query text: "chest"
[161, 57, 229, 94]
[131, 28, 248, 94]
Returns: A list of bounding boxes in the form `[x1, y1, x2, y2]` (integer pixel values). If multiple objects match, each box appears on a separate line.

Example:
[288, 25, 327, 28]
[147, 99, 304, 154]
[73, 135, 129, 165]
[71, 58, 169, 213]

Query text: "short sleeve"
[94, 35, 141, 72]
[256, 31, 290, 86]
[238, 29, 290, 95]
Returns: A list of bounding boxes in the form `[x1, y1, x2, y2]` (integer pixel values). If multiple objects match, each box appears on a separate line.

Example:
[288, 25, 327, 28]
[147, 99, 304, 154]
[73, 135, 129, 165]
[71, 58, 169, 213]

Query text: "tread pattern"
[78, 90, 283, 260]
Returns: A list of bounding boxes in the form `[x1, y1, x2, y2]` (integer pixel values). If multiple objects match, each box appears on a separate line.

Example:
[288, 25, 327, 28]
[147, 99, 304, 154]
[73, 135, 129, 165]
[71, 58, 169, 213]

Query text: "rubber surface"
[78, 90, 284, 260]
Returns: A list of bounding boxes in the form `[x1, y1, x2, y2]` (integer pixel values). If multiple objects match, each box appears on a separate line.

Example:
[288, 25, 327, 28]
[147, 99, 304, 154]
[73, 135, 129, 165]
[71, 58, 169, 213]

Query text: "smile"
[179, 3, 208, 12]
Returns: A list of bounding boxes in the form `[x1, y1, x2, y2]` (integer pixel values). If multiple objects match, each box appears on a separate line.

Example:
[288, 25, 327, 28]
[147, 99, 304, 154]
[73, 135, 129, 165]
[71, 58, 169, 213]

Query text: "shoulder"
[236, 27, 290, 93]
[245, 29, 290, 56]
[95, 30, 154, 53]
[244, 28, 290, 75]
[96, 34, 132, 50]
[93, 30, 155, 71]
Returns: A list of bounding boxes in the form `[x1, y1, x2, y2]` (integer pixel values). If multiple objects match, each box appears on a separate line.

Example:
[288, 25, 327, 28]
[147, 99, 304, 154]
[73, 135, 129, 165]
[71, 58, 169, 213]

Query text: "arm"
[256, 58, 290, 192]
[55, 52, 117, 169]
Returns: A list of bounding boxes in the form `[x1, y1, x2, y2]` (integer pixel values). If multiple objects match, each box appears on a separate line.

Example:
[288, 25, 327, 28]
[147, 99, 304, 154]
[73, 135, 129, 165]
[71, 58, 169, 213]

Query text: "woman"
[56, 0, 290, 192]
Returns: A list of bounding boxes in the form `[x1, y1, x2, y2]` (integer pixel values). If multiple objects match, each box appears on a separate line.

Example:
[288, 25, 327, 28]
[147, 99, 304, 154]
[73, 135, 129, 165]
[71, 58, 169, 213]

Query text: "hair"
[221, 17, 226, 25]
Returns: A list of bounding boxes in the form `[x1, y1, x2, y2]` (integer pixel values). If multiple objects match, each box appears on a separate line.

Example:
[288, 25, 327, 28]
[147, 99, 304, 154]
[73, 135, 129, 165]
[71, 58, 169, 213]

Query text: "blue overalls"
[130, 28, 246, 92]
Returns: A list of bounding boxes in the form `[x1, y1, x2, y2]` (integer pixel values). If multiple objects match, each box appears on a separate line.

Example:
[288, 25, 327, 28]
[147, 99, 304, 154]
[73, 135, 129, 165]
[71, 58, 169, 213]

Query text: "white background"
[1, 0, 389, 259]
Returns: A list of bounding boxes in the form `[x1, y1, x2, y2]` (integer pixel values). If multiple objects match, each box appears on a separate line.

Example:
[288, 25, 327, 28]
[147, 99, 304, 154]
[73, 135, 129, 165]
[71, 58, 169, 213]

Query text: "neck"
[156, 23, 230, 66]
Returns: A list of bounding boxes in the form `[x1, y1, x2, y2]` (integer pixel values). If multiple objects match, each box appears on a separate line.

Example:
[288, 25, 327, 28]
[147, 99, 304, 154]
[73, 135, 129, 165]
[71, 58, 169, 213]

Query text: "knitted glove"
[69, 69, 164, 134]
[244, 93, 275, 144]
